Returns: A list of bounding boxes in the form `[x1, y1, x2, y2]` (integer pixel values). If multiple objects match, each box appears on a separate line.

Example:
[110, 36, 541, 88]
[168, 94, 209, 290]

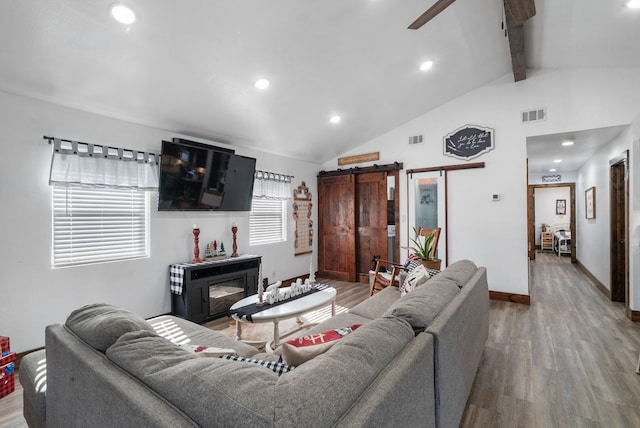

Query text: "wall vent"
[408, 135, 424, 145]
[521, 108, 546, 123]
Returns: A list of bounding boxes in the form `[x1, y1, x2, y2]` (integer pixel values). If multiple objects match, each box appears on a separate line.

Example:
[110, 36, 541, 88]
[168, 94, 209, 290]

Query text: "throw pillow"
[65, 303, 156, 352]
[219, 355, 294, 376]
[403, 254, 420, 272]
[400, 265, 431, 296]
[281, 324, 361, 366]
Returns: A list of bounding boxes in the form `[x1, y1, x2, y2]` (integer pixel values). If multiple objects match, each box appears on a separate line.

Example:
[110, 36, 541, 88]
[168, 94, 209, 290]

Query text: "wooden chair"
[369, 258, 405, 296]
[369, 227, 442, 296]
[417, 227, 441, 261]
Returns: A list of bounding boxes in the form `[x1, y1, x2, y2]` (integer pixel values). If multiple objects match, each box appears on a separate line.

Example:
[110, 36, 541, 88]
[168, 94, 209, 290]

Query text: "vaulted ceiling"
[0, 1, 638, 163]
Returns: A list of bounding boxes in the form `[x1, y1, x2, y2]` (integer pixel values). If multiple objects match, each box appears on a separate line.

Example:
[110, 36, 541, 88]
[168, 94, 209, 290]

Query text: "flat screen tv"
[157, 139, 256, 211]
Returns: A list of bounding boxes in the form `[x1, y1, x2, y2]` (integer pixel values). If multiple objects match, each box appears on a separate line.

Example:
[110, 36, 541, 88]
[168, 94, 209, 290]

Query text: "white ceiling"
[0, 0, 639, 163]
[527, 125, 629, 178]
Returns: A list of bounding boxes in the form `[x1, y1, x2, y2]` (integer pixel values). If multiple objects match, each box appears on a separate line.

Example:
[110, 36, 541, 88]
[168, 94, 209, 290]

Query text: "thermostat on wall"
[491, 193, 501, 201]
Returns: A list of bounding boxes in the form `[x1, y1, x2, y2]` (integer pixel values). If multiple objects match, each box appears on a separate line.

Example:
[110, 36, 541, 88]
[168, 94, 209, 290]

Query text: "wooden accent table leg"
[273, 318, 280, 348]
[235, 319, 242, 341]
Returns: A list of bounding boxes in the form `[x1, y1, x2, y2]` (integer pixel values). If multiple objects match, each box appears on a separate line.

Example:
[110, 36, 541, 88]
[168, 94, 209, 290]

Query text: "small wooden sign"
[443, 125, 494, 160]
[293, 182, 313, 256]
[337, 152, 380, 166]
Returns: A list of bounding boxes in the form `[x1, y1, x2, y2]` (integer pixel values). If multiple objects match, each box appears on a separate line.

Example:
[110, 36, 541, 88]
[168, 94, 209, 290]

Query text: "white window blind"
[250, 199, 286, 246]
[52, 187, 149, 267]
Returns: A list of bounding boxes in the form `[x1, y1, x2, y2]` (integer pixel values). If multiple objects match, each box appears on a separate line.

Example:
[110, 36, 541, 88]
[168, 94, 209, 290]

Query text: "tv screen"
[158, 140, 256, 211]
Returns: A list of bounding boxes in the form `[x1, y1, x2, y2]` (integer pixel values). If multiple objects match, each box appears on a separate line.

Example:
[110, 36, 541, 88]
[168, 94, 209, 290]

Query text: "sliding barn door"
[356, 172, 389, 282]
[317, 175, 356, 281]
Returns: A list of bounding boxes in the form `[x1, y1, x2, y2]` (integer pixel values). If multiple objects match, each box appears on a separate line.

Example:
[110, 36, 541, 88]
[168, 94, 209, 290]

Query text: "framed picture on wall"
[585, 187, 596, 219]
[556, 199, 566, 215]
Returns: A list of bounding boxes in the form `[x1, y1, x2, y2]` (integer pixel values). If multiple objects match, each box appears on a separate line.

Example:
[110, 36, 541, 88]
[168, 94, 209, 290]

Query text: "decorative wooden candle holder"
[192, 226, 201, 263]
[231, 225, 239, 257]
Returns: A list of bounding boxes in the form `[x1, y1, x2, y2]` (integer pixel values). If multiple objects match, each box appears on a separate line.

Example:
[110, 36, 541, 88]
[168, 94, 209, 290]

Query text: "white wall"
[323, 67, 640, 300]
[0, 90, 320, 353]
[534, 186, 571, 245]
[528, 170, 578, 185]
[576, 127, 633, 291]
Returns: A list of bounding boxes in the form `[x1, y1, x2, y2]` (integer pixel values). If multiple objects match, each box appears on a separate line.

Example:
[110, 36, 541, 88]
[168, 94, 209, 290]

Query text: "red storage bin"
[0, 336, 9, 354]
[0, 362, 15, 398]
[0, 352, 15, 367]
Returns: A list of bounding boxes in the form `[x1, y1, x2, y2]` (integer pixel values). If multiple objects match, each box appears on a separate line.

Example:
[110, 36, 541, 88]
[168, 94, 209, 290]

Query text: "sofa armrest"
[45, 324, 199, 428]
[426, 267, 489, 428]
[335, 332, 436, 427]
[21, 349, 47, 428]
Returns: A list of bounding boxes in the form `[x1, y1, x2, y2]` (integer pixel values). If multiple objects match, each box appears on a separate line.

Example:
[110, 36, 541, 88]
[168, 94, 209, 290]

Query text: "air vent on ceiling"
[521, 108, 546, 123]
[408, 135, 424, 145]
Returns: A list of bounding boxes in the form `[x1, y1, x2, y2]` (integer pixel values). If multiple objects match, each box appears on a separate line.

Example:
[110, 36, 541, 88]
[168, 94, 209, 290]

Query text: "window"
[52, 186, 149, 267]
[250, 199, 286, 246]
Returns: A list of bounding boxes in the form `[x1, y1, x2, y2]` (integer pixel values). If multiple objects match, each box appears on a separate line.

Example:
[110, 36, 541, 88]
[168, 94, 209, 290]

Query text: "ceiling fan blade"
[504, 0, 536, 25]
[408, 0, 457, 30]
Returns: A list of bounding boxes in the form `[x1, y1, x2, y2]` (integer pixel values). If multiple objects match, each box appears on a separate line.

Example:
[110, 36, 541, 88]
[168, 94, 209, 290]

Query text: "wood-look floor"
[462, 252, 640, 427]
[2, 255, 640, 427]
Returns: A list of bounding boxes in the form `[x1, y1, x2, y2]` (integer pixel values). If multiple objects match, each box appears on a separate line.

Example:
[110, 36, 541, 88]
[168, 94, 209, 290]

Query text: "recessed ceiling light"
[549, 168, 557, 172]
[254, 79, 270, 90]
[553, 159, 562, 163]
[110, 4, 135, 24]
[419, 60, 434, 71]
[329, 115, 342, 124]
[562, 140, 574, 146]
[626, 0, 640, 9]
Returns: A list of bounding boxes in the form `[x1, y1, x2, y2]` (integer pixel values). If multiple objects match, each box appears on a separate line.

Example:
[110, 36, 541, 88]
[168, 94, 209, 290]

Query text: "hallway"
[462, 253, 640, 427]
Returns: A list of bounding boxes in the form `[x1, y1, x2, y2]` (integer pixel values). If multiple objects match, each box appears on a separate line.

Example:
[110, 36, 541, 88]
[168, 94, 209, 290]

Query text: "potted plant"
[404, 226, 442, 270]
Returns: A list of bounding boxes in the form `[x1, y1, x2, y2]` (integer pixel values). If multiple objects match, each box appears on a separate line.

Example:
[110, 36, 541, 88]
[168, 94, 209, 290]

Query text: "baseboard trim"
[626, 308, 640, 322]
[489, 291, 530, 305]
[575, 259, 611, 299]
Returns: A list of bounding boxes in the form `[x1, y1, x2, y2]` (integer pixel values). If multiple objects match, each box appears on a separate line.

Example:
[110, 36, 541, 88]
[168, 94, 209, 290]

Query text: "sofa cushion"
[65, 303, 155, 352]
[435, 259, 478, 288]
[147, 315, 259, 358]
[385, 278, 460, 331]
[107, 330, 278, 428]
[273, 316, 415, 426]
[349, 286, 400, 319]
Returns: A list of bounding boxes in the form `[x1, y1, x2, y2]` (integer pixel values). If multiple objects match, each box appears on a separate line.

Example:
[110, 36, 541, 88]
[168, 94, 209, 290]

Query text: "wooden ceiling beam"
[504, 0, 536, 25]
[504, 0, 535, 82]
[408, 0, 457, 30]
[505, 2, 526, 82]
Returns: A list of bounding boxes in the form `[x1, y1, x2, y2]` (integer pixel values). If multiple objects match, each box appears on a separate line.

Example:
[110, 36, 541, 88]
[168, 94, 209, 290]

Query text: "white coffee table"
[230, 285, 336, 351]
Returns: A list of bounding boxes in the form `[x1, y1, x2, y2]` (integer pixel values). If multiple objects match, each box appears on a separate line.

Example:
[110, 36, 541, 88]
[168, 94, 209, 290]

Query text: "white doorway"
[407, 171, 447, 266]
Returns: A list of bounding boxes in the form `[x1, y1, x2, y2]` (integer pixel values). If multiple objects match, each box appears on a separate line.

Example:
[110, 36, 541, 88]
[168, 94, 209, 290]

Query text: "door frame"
[609, 151, 629, 309]
[527, 183, 576, 263]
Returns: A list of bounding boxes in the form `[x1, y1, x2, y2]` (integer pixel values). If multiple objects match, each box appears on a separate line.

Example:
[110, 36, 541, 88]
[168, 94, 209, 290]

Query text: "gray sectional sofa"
[22, 259, 489, 428]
